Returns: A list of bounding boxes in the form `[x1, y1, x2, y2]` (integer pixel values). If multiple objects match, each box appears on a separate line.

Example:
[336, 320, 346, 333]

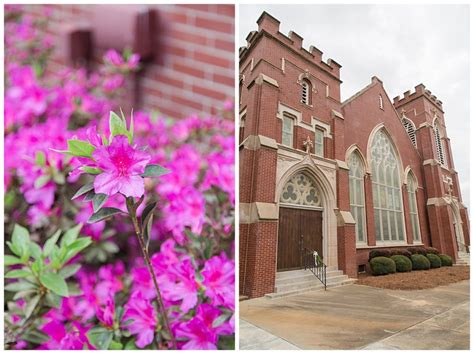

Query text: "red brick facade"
[239, 12, 470, 298]
[23, 4, 234, 119]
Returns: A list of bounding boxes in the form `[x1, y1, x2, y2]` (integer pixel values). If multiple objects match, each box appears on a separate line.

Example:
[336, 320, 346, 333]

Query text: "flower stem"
[128, 205, 177, 350]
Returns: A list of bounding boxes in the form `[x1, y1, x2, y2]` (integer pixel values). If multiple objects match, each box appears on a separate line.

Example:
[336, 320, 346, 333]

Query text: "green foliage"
[368, 249, 391, 260]
[426, 253, 442, 268]
[109, 110, 133, 144]
[5, 224, 92, 345]
[410, 254, 431, 270]
[439, 254, 453, 266]
[67, 139, 96, 158]
[141, 164, 171, 178]
[369, 256, 396, 276]
[390, 255, 412, 272]
[88, 207, 124, 223]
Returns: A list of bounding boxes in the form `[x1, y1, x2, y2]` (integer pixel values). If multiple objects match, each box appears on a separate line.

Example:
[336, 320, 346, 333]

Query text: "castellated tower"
[393, 85, 469, 259]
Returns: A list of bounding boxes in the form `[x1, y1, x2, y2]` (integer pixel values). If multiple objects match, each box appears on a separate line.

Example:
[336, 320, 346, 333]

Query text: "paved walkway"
[240, 280, 469, 350]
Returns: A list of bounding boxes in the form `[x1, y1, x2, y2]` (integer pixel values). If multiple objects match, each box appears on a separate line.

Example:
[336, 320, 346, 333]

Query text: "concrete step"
[265, 278, 356, 299]
[276, 266, 338, 280]
[275, 270, 343, 285]
[275, 274, 350, 293]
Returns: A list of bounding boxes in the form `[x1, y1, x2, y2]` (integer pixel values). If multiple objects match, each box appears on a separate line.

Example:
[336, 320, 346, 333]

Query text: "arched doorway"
[278, 172, 323, 271]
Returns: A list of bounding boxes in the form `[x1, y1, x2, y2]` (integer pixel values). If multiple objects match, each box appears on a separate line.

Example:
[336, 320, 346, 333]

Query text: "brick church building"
[239, 12, 470, 298]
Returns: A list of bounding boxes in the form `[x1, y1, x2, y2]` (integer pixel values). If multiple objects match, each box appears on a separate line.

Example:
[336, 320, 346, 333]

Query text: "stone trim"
[423, 159, 439, 166]
[331, 109, 344, 120]
[240, 202, 279, 223]
[335, 159, 349, 170]
[255, 73, 279, 87]
[335, 209, 356, 226]
[243, 135, 278, 151]
[427, 197, 449, 206]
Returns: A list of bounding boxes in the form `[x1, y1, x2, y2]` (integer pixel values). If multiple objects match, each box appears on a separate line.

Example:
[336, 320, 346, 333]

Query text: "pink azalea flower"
[40, 320, 93, 350]
[122, 291, 158, 348]
[174, 304, 232, 350]
[202, 253, 235, 310]
[93, 135, 151, 197]
[96, 296, 115, 328]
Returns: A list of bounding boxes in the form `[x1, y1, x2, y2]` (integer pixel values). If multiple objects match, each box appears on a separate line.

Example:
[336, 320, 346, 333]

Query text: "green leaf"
[52, 172, 66, 185]
[212, 313, 230, 328]
[63, 237, 92, 263]
[109, 111, 129, 142]
[102, 241, 119, 254]
[93, 193, 109, 213]
[29, 242, 42, 260]
[44, 229, 62, 257]
[5, 269, 32, 279]
[23, 329, 51, 344]
[141, 202, 157, 248]
[87, 326, 114, 350]
[35, 151, 46, 167]
[71, 183, 94, 200]
[141, 164, 171, 178]
[61, 224, 83, 247]
[83, 190, 96, 202]
[59, 264, 81, 279]
[80, 166, 103, 175]
[24, 295, 41, 319]
[109, 341, 123, 350]
[5, 281, 36, 292]
[45, 292, 62, 309]
[88, 207, 124, 223]
[67, 139, 95, 158]
[4, 255, 23, 266]
[12, 224, 30, 257]
[6, 241, 21, 257]
[40, 272, 69, 297]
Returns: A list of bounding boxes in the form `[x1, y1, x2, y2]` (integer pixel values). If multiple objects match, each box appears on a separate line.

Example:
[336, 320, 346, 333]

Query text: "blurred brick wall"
[22, 4, 235, 119]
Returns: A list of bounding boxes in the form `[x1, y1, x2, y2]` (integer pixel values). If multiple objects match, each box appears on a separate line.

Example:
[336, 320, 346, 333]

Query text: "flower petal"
[94, 172, 121, 196]
[117, 175, 144, 198]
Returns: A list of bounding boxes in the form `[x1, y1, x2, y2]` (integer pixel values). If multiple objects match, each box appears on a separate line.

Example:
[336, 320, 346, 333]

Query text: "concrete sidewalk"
[240, 280, 469, 350]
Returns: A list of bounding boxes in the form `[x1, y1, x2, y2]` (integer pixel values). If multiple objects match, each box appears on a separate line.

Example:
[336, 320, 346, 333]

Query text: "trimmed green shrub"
[369, 249, 391, 260]
[426, 253, 441, 268]
[390, 255, 412, 272]
[390, 248, 412, 258]
[370, 256, 396, 276]
[411, 254, 431, 270]
[439, 254, 453, 267]
[409, 247, 428, 256]
[425, 246, 440, 255]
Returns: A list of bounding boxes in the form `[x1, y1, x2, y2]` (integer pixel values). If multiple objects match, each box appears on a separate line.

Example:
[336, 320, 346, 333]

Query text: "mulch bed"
[356, 266, 470, 290]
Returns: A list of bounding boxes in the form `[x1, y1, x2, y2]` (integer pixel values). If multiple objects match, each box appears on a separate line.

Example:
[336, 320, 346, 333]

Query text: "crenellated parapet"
[240, 11, 341, 79]
[393, 83, 444, 111]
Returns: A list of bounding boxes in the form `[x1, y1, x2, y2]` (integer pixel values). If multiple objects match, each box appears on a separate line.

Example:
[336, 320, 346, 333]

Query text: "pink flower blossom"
[122, 291, 158, 348]
[40, 320, 93, 350]
[93, 136, 151, 197]
[202, 253, 235, 310]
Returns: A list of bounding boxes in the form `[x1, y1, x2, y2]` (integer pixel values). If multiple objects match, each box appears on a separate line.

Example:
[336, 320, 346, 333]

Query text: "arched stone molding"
[296, 70, 317, 93]
[449, 199, 466, 253]
[345, 144, 370, 175]
[403, 166, 418, 187]
[275, 155, 338, 267]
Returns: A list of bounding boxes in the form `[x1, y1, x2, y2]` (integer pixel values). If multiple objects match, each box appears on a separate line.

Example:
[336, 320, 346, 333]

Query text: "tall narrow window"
[371, 129, 405, 242]
[314, 128, 324, 157]
[301, 79, 311, 105]
[434, 122, 445, 165]
[402, 118, 417, 147]
[349, 152, 367, 243]
[378, 94, 383, 109]
[239, 78, 243, 104]
[407, 173, 421, 243]
[282, 114, 294, 147]
[239, 115, 246, 144]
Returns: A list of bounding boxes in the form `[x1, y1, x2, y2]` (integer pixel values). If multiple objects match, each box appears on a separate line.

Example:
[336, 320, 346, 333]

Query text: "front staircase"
[456, 252, 470, 266]
[265, 267, 355, 299]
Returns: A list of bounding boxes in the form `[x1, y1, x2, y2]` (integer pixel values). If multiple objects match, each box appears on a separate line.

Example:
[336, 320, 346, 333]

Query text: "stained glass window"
[349, 152, 366, 243]
[407, 173, 421, 242]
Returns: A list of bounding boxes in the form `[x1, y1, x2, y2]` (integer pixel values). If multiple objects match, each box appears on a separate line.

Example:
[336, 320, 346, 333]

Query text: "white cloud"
[240, 4, 470, 208]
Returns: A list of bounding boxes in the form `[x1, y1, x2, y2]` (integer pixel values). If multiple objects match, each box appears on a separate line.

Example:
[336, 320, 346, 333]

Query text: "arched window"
[348, 151, 366, 243]
[378, 94, 383, 109]
[370, 129, 405, 242]
[434, 122, 445, 165]
[301, 79, 311, 105]
[407, 173, 421, 243]
[239, 114, 246, 144]
[239, 78, 243, 104]
[402, 118, 417, 147]
[314, 128, 324, 157]
[280, 172, 321, 207]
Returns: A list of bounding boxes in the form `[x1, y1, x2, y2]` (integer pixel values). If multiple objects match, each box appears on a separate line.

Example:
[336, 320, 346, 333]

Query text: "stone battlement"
[393, 83, 443, 110]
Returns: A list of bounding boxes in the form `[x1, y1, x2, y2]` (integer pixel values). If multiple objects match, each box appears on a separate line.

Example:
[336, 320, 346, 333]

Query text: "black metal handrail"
[302, 247, 327, 290]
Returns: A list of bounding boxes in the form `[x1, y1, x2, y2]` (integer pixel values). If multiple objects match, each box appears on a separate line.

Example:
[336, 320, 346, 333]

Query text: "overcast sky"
[240, 4, 470, 208]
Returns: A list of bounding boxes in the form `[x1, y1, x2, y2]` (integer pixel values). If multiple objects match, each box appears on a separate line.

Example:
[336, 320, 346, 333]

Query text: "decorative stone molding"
[335, 159, 349, 170]
[331, 109, 344, 120]
[255, 73, 278, 87]
[243, 135, 278, 151]
[240, 202, 279, 223]
[423, 159, 439, 166]
[335, 209, 356, 226]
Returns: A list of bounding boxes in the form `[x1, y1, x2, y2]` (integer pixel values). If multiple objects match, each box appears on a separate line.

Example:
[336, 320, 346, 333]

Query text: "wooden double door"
[277, 207, 323, 271]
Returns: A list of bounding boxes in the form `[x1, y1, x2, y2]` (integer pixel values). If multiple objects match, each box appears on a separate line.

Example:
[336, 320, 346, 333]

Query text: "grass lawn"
[356, 266, 470, 290]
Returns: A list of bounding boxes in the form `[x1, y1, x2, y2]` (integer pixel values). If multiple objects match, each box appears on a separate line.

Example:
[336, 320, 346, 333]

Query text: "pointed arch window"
[348, 151, 367, 243]
[407, 173, 421, 243]
[434, 122, 446, 165]
[280, 172, 321, 207]
[402, 118, 417, 147]
[282, 114, 294, 148]
[301, 79, 312, 105]
[370, 129, 405, 242]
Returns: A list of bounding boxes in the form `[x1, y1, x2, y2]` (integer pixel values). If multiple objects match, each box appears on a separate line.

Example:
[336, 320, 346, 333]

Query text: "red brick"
[194, 51, 232, 68]
[213, 73, 234, 87]
[195, 16, 233, 34]
[192, 85, 227, 100]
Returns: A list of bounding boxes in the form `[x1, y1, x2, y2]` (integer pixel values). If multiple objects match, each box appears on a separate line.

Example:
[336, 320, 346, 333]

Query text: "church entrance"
[277, 207, 323, 271]
[277, 172, 324, 271]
